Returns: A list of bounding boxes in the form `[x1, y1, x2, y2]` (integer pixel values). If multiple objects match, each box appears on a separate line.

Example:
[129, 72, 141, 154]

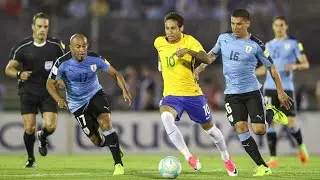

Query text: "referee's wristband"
[16, 71, 21, 79]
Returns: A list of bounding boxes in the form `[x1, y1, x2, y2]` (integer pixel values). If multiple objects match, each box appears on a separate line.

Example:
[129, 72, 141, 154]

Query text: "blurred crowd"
[103, 65, 320, 112]
[0, 0, 289, 20]
[1, 0, 319, 112]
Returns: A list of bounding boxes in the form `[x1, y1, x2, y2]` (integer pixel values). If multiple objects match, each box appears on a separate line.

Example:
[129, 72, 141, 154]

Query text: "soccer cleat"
[253, 165, 272, 176]
[113, 163, 125, 175]
[188, 156, 202, 171]
[267, 156, 280, 167]
[224, 159, 238, 176]
[266, 104, 288, 125]
[37, 130, 48, 156]
[298, 144, 309, 164]
[24, 158, 36, 168]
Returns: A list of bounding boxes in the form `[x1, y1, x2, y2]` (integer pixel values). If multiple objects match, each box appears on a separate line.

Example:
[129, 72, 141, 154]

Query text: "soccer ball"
[158, 156, 182, 179]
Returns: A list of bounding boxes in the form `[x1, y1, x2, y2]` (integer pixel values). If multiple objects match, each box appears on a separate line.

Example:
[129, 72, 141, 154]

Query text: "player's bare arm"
[284, 54, 310, 71]
[5, 60, 32, 80]
[269, 64, 293, 109]
[107, 66, 132, 106]
[174, 48, 212, 64]
[255, 66, 267, 76]
[46, 79, 67, 108]
[194, 52, 218, 79]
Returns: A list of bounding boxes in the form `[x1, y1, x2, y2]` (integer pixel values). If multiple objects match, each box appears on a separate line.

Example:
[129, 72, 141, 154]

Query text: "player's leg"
[281, 91, 309, 163]
[201, 120, 237, 176]
[228, 92, 271, 176]
[264, 90, 280, 166]
[185, 95, 237, 176]
[73, 103, 123, 175]
[37, 93, 58, 156]
[22, 114, 37, 168]
[91, 90, 124, 175]
[159, 96, 198, 169]
[20, 94, 38, 168]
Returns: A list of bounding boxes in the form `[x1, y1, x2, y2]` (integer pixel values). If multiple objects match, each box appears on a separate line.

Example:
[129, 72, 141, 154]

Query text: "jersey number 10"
[165, 56, 175, 67]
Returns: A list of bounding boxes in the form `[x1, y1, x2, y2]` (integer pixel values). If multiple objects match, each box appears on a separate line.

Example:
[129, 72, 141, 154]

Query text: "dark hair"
[164, 12, 184, 27]
[231, 9, 250, 21]
[32, 12, 49, 25]
[273, 16, 288, 24]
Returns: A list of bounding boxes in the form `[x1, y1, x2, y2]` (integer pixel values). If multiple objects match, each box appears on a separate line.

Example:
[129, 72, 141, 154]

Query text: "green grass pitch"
[0, 154, 319, 180]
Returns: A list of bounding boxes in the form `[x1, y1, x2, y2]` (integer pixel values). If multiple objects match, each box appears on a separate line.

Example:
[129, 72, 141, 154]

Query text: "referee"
[5, 12, 65, 168]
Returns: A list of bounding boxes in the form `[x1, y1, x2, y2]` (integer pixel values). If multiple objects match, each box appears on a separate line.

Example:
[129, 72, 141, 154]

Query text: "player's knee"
[45, 123, 56, 132]
[251, 124, 266, 135]
[161, 111, 176, 134]
[235, 122, 249, 133]
[201, 121, 213, 131]
[24, 125, 36, 134]
[287, 117, 296, 128]
[97, 113, 112, 130]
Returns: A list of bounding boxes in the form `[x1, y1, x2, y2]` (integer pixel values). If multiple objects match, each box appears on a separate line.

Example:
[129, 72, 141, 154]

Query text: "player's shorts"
[263, 89, 296, 117]
[159, 95, 212, 124]
[20, 91, 58, 115]
[73, 90, 111, 137]
[225, 90, 265, 126]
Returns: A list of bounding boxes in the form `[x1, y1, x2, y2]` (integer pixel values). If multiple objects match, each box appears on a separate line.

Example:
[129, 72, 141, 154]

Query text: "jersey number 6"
[225, 103, 234, 122]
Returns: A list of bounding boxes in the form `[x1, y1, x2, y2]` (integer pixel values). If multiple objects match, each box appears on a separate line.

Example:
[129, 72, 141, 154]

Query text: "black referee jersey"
[8, 37, 65, 94]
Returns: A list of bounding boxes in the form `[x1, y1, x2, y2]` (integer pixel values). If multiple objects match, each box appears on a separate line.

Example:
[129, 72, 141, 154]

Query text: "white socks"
[161, 111, 230, 162]
[204, 125, 230, 162]
[161, 111, 192, 161]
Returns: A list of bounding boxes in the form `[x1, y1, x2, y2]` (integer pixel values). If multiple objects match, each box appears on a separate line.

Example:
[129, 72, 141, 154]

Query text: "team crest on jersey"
[90, 64, 97, 72]
[44, 61, 53, 71]
[284, 43, 291, 50]
[245, 45, 253, 53]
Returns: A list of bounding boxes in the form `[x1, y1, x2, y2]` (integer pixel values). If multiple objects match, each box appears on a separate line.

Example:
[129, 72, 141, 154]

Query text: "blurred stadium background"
[0, 0, 320, 179]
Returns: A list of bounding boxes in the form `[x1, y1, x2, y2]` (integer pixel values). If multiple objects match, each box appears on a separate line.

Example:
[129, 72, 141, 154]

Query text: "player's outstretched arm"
[5, 60, 32, 80]
[187, 50, 212, 64]
[269, 65, 293, 109]
[255, 66, 267, 76]
[106, 66, 132, 106]
[174, 48, 212, 64]
[194, 52, 217, 80]
[46, 79, 67, 108]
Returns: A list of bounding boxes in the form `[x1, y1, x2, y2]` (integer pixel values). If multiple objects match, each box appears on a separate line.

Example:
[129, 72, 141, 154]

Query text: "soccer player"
[195, 9, 293, 176]
[47, 34, 132, 175]
[154, 12, 238, 176]
[5, 12, 65, 168]
[255, 16, 310, 166]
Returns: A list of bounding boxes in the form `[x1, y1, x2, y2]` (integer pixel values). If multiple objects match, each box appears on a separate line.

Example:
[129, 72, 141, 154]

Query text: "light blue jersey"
[263, 36, 303, 91]
[210, 33, 273, 94]
[48, 51, 110, 113]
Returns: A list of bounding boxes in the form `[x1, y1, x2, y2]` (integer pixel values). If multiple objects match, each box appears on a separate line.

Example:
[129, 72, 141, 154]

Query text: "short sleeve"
[97, 56, 111, 72]
[8, 45, 24, 63]
[209, 35, 222, 55]
[256, 42, 273, 68]
[293, 41, 304, 58]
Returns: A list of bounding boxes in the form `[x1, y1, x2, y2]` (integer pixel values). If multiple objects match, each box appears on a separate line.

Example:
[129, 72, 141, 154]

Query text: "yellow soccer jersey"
[154, 33, 204, 97]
